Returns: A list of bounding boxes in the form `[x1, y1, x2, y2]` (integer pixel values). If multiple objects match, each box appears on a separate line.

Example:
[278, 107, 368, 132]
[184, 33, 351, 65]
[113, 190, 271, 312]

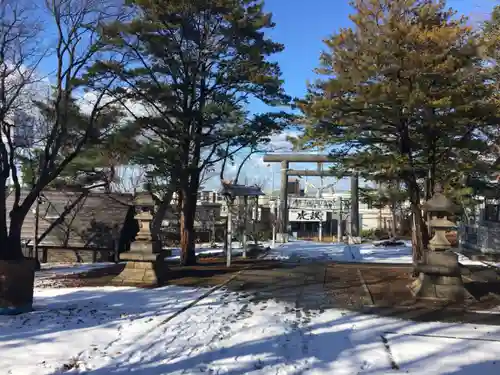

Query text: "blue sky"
[252, 0, 495, 114]
[34, 0, 499, 193]
[215, 0, 498, 192]
[220, 0, 498, 193]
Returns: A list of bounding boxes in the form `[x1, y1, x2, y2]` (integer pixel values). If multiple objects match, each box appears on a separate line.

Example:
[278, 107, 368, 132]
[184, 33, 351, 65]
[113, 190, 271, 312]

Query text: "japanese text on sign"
[288, 198, 336, 210]
[289, 209, 327, 222]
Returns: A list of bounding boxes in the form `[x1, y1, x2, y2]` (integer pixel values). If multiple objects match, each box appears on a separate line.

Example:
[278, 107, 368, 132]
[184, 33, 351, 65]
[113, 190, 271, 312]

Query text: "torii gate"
[263, 153, 359, 242]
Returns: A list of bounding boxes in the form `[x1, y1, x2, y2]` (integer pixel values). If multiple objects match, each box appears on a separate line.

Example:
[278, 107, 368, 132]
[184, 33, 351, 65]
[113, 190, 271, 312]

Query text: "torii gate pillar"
[278, 160, 289, 243]
[264, 153, 361, 243]
[351, 172, 360, 237]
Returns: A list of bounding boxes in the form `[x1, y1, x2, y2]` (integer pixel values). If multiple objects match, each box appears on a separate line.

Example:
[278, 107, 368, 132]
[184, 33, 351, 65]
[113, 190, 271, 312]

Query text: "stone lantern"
[410, 184, 464, 301]
[109, 192, 171, 287]
[132, 193, 154, 248]
[135, 210, 153, 242]
[423, 184, 459, 252]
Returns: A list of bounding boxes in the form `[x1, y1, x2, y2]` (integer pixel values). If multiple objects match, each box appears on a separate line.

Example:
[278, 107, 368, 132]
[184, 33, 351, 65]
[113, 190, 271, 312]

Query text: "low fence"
[459, 222, 500, 254]
[22, 245, 118, 264]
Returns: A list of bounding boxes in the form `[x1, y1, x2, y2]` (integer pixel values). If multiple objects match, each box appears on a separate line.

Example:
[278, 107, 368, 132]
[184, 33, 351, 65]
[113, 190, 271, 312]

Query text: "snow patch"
[264, 240, 495, 266]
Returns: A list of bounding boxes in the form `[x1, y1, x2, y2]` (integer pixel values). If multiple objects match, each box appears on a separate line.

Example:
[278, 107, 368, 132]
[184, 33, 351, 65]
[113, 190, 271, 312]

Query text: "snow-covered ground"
[165, 241, 273, 261]
[4, 240, 500, 374]
[2, 285, 500, 374]
[265, 240, 491, 266]
[32, 240, 491, 284]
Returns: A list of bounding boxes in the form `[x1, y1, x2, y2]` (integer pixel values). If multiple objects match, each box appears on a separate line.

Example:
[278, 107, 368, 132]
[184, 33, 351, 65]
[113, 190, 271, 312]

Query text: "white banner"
[288, 198, 336, 211]
[289, 209, 327, 222]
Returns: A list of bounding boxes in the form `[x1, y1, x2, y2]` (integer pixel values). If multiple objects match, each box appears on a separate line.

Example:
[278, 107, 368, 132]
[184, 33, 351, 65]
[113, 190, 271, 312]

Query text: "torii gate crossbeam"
[264, 153, 359, 242]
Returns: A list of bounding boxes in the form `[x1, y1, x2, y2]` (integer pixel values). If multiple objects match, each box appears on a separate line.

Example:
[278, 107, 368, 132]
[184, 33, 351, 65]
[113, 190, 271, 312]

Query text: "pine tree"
[298, 0, 498, 262]
[92, 0, 290, 265]
[483, 6, 500, 144]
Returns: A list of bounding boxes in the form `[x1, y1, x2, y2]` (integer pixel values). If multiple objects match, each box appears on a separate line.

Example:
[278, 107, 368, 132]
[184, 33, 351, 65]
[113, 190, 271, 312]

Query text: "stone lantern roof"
[421, 184, 459, 214]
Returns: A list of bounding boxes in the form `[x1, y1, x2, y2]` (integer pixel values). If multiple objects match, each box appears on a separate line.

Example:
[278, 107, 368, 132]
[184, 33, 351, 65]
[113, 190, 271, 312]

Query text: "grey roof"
[7, 189, 133, 248]
[219, 183, 264, 198]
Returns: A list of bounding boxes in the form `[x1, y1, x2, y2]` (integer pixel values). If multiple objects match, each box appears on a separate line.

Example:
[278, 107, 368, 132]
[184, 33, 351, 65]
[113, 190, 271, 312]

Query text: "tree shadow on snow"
[78, 300, 500, 375]
[3, 273, 500, 374]
[0, 286, 203, 348]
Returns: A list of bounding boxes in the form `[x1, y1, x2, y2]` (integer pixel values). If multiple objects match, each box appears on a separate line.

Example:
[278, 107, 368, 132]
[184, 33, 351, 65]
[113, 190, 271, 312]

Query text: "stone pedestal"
[114, 250, 170, 286]
[410, 251, 464, 301]
[114, 197, 170, 286]
[130, 240, 153, 253]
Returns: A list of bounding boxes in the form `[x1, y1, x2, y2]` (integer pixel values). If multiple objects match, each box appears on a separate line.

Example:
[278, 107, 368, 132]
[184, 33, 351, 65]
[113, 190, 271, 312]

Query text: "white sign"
[289, 209, 327, 222]
[288, 198, 336, 211]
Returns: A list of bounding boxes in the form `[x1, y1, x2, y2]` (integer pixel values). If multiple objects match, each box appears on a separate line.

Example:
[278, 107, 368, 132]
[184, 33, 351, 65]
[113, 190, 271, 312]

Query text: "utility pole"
[318, 218, 323, 242]
[253, 196, 258, 245]
[350, 174, 360, 238]
[318, 162, 323, 242]
[271, 200, 276, 247]
[338, 197, 343, 243]
[242, 196, 248, 258]
[330, 211, 334, 240]
[226, 198, 233, 267]
[33, 194, 41, 266]
[211, 210, 215, 244]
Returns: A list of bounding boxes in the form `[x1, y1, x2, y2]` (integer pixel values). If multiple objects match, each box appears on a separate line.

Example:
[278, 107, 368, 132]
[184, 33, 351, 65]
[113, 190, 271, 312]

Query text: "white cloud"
[76, 90, 156, 119]
[267, 128, 303, 151]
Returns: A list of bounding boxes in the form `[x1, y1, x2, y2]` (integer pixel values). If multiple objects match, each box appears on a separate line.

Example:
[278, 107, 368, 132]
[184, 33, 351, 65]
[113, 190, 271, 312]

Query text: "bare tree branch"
[0, 0, 127, 259]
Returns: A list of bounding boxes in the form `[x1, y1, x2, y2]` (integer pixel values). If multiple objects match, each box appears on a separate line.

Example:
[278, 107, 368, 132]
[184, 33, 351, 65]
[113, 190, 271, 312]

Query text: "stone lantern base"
[409, 251, 465, 302]
[113, 238, 171, 286]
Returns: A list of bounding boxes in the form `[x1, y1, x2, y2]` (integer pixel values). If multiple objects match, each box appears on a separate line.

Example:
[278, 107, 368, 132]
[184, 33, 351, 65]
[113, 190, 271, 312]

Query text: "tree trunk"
[151, 192, 173, 254]
[411, 202, 429, 265]
[6, 210, 25, 260]
[0, 184, 8, 260]
[180, 196, 197, 265]
[390, 205, 397, 238]
[179, 171, 200, 266]
[406, 177, 429, 269]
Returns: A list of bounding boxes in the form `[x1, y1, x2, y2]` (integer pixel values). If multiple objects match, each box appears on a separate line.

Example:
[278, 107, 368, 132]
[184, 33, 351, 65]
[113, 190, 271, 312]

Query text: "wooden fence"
[22, 244, 119, 264]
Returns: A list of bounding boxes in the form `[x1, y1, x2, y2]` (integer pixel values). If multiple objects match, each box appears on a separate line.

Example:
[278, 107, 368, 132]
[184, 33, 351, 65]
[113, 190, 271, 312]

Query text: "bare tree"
[199, 166, 216, 191]
[110, 164, 146, 194]
[0, 0, 126, 260]
[0, 0, 47, 254]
